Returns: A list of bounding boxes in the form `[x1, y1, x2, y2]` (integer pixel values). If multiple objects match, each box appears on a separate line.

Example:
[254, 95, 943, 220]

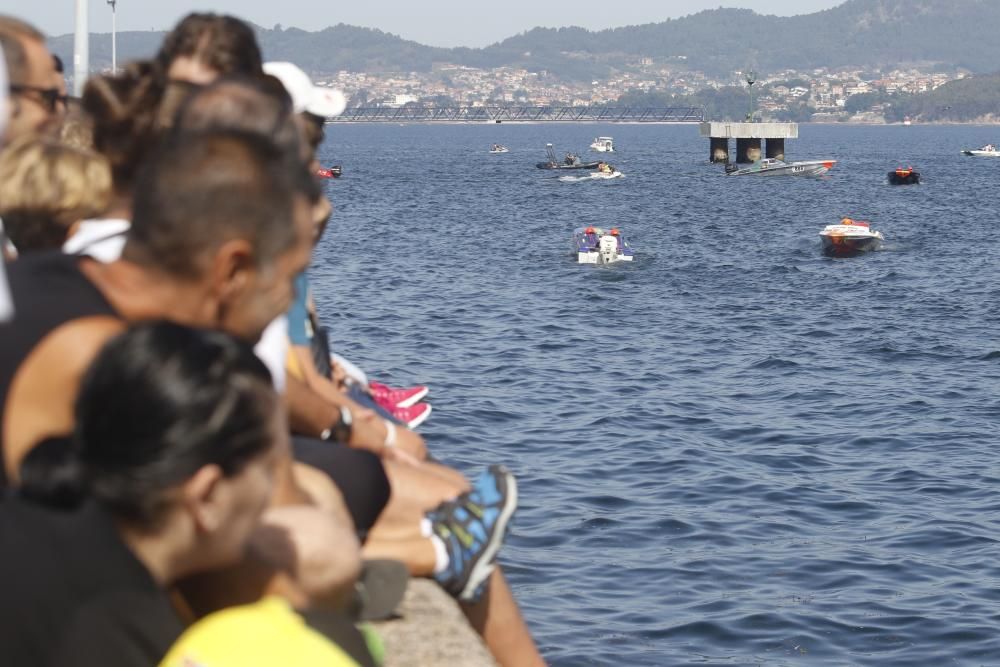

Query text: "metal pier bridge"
[325, 105, 705, 123]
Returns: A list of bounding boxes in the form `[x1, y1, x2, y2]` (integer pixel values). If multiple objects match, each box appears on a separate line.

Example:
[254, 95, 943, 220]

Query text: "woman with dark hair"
[66, 12, 266, 256]
[158, 13, 263, 84]
[0, 322, 281, 666]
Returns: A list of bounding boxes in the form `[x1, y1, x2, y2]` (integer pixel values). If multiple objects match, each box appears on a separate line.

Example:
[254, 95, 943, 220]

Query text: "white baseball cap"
[263, 61, 347, 118]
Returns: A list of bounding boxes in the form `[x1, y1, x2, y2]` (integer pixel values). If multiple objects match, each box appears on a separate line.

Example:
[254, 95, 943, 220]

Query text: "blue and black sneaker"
[430, 464, 518, 602]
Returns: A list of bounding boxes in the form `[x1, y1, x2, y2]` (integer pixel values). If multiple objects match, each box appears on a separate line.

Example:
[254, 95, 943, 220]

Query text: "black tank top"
[0, 253, 118, 488]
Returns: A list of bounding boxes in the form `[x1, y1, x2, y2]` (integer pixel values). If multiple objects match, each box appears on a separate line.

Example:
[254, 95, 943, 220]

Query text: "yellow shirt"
[159, 597, 360, 667]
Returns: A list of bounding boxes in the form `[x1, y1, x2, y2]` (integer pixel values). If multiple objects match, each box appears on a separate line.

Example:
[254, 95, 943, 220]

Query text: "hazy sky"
[6, 1, 844, 47]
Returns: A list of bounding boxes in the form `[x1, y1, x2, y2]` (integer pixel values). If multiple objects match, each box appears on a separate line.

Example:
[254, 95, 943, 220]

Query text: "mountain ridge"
[47, 0, 1000, 80]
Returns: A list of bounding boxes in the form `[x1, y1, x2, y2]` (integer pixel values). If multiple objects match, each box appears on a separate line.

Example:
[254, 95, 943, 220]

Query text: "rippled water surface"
[313, 124, 1000, 666]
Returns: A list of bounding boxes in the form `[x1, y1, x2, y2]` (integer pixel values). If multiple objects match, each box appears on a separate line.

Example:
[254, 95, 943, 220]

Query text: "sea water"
[313, 123, 1000, 666]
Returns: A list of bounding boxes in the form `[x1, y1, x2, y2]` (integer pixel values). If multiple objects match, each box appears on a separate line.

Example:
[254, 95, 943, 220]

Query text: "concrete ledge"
[373, 579, 498, 666]
[699, 122, 799, 139]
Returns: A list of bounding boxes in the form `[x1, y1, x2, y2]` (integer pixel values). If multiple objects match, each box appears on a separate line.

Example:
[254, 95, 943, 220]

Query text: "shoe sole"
[394, 387, 429, 409]
[404, 403, 432, 429]
[459, 467, 518, 601]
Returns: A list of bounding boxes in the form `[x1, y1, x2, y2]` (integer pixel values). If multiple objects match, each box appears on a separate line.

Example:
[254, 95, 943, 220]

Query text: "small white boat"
[961, 144, 999, 157]
[819, 218, 884, 256]
[489, 144, 509, 153]
[726, 157, 836, 177]
[574, 226, 634, 264]
[590, 136, 614, 152]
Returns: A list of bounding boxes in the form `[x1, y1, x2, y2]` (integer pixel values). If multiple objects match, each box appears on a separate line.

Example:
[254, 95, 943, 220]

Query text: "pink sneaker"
[369, 381, 429, 409]
[392, 402, 432, 429]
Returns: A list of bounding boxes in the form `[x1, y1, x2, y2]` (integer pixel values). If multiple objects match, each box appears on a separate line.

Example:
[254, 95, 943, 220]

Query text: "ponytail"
[82, 60, 166, 194]
[17, 436, 86, 509]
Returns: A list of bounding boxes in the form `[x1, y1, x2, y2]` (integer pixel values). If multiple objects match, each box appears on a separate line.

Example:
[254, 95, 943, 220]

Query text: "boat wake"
[558, 172, 624, 183]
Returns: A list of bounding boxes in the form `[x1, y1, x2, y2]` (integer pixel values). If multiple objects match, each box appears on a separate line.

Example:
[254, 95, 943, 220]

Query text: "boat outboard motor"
[598, 235, 619, 264]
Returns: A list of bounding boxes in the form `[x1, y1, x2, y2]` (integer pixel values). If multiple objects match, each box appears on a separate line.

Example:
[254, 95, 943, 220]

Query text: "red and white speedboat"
[819, 218, 884, 256]
[316, 165, 342, 179]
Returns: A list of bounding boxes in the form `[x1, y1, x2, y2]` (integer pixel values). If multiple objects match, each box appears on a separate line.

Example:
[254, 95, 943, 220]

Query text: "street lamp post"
[73, 0, 88, 96]
[746, 70, 756, 122]
[107, 0, 117, 74]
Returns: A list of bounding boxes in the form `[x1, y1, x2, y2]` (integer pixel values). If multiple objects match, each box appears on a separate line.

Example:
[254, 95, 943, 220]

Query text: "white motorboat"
[819, 218, 884, 256]
[590, 136, 614, 152]
[489, 144, 509, 153]
[726, 157, 836, 177]
[961, 144, 999, 157]
[574, 226, 634, 264]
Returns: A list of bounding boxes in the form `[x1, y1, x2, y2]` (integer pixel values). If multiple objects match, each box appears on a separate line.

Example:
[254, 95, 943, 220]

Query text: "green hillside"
[47, 0, 1000, 80]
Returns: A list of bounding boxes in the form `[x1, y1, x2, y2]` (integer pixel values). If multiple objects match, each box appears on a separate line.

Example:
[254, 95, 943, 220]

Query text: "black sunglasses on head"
[10, 84, 69, 112]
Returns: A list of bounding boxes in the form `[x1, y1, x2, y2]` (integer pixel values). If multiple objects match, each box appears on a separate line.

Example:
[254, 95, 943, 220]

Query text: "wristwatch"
[321, 405, 353, 443]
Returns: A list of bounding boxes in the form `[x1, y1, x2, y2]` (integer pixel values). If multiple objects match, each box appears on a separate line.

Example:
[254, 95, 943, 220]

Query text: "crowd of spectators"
[0, 12, 544, 667]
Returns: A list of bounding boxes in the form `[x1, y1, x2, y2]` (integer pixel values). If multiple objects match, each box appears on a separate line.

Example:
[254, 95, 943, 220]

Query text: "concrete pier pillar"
[735, 138, 761, 163]
[765, 138, 785, 161]
[710, 137, 729, 163]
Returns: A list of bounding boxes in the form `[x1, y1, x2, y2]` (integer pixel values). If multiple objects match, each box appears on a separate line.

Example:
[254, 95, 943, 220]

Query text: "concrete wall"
[373, 579, 499, 667]
[699, 122, 799, 139]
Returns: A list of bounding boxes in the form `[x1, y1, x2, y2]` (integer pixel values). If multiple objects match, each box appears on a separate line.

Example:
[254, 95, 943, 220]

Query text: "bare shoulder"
[3, 315, 127, 481]
[40, 315, 129, 368]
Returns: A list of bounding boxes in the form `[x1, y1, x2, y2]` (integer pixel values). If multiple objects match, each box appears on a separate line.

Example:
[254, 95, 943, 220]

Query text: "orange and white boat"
[819, 218, 884, 256]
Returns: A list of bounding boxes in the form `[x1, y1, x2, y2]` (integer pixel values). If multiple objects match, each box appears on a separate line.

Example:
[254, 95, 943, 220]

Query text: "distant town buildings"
[313, 60, 967, 123]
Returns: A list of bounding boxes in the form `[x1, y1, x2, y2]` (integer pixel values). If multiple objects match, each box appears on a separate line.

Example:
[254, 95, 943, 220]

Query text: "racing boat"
[590, 136, 614, 152]
[574, 226, 634, 264]
[489, 144, 509, 153]
[961, 144, 1000, 157]
[536, 143, 602, 170]
[726, 157, 836, 177]
[888, 166, 919, 185]
[316, 165, 341, 179]
[819, 218, 884, 256]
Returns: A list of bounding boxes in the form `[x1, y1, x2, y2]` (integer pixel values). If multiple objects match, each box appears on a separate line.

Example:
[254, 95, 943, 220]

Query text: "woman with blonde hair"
[0, 135, 110, 253]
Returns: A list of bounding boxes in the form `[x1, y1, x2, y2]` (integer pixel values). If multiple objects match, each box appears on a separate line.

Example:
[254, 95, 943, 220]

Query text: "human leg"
[462, 567, 546, 667]
[382, 458, 468, 514]
[362, 534, 436, 576]
[366, 466, 515, 598]
[291, 436, 390, 539]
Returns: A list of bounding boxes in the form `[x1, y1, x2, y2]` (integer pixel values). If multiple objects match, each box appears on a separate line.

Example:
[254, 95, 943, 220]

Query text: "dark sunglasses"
[10, 84, 69, 113]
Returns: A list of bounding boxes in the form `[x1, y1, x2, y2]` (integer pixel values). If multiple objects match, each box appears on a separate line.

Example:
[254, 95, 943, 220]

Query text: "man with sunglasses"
[0, 15, 65, 147]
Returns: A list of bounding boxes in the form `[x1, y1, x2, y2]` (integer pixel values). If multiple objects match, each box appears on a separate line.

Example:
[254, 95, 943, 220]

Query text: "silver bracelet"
[383, 420, 397, 448]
